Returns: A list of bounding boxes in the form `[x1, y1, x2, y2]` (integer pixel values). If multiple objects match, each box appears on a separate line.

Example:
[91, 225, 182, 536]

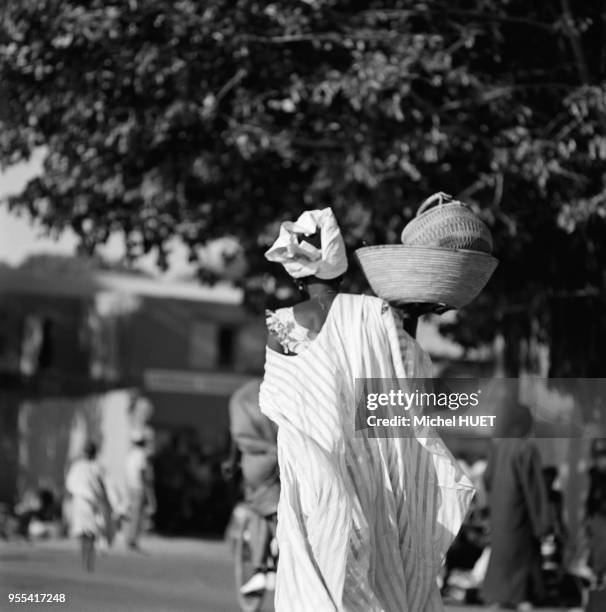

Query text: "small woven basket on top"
[356, 192, 498, 309]
[400, 192, 493, 253]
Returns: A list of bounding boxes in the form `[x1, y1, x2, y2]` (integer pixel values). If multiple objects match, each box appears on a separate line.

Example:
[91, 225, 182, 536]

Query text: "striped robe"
[260, 293, 475, 612]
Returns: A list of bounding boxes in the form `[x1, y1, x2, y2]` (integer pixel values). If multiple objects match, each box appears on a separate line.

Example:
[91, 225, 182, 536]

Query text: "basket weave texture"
[400, 194, 493, 253]
[355, 245, 498, 309]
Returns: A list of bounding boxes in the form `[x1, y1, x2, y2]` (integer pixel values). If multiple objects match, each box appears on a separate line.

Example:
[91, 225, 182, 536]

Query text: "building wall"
[0, 284, 266, 508]
[149, 392, 231, 453]
[124, 296, 266, 455]
[122, 296, 265, 382]
[0, 293, 89, 380]
[15, 391, 133, 506]
[0, 395, 20, 504]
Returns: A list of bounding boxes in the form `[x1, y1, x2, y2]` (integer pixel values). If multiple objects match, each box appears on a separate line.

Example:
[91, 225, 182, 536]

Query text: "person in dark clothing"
[539, 466, 569, 604]
[482, 403, 551, 610]
[224, 378, 279, 595]
[586, 440, 606, 586]
[542, 466, 565, 568]
[543, 467, 565, 537]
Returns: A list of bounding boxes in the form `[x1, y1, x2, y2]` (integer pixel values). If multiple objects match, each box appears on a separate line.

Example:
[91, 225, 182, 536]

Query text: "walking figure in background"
[482, 403, 551, 611]
[224, 378, 280, 596]
[125, 430, 155, 551]
[586, 439, 606, 587]
[65, 441, 113, 572]
[541, 466, 566, 570]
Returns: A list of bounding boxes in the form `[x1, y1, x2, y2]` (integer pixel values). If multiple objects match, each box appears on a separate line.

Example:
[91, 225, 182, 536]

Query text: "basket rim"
[355, 244, 498, 263]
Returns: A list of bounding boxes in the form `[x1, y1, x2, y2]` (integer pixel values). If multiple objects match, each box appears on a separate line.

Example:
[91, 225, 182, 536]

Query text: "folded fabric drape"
[260, 293, 475, 611]
[264, 208, 348, 280]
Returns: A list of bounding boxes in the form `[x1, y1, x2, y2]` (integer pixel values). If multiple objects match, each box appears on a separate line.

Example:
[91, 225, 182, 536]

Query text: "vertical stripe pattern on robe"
[260, 293, 475, 612]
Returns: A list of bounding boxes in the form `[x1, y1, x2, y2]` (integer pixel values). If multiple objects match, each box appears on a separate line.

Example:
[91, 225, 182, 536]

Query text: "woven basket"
[401, 192, 493, 253]
[355, 245, 498, 309]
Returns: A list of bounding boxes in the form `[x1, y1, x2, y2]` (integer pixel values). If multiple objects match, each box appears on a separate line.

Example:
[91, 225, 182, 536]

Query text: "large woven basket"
[401, 192, 493, 253]
[355, 245, 498, 309]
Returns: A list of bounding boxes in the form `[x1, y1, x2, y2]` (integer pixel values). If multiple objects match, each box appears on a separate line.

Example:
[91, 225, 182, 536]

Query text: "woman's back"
[260, 293, 474, 612]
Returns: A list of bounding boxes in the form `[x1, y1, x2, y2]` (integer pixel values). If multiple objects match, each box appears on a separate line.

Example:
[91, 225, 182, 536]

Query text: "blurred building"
[0, 264, 265, 509]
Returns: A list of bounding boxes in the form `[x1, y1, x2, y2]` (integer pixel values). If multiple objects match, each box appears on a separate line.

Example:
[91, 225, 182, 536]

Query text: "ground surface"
[0, 537, 577, 612]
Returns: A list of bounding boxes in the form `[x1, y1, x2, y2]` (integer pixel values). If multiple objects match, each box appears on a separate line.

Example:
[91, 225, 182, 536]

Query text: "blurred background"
[1, 1, 605, 610]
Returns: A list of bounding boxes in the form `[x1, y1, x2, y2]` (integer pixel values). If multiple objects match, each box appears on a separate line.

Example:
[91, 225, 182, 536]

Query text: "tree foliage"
[1, 0, 605, 357]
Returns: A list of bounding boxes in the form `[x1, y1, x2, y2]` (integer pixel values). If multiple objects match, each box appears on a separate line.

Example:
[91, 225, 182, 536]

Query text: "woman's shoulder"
[337, 292, 381, 300]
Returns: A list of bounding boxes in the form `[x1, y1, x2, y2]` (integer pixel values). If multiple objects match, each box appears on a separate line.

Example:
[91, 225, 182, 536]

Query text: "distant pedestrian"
[225, 378, 279, 595]
[125, 430, 155, 551]
[482, 404, 551, 610]
[542, 466, 565, 570]
[65, 441, 112, 572]
[586, 439, 606, 586]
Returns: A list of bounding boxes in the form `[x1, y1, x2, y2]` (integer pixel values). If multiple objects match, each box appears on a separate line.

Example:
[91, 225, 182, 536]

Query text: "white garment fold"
[260, 293, 475, 612]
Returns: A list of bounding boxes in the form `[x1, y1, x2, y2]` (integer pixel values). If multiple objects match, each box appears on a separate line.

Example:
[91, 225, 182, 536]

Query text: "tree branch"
[238, 30, 402, 45]
[358, 8, 556, 31]
[560, 0, 591, 84]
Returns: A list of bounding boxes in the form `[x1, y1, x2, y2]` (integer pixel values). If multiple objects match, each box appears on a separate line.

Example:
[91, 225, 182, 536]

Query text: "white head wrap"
[264, 208, 348, 279]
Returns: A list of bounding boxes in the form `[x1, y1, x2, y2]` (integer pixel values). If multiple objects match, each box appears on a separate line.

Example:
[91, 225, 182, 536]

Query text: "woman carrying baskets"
[259, 197, 497, 612]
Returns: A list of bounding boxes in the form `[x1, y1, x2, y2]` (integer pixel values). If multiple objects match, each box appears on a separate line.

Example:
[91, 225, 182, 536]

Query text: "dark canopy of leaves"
[1, 0, 605, 362]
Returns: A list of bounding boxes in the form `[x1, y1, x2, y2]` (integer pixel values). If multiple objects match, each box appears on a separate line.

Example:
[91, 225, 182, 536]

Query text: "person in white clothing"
[65, 441, 112, 572]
